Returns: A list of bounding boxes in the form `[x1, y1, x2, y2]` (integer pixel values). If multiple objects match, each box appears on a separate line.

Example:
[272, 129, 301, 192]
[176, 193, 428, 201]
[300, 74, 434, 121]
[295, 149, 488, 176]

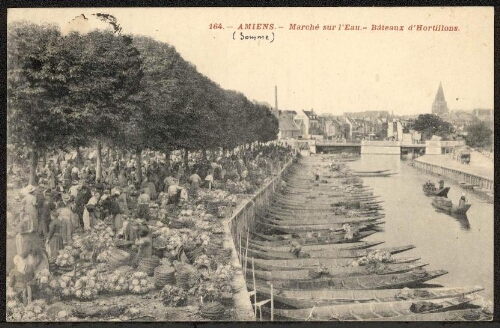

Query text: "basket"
[199, 302, 225, 320]
[183, 246, 203, 264]
[169, 220, 186, 229]
[154, 265, 176, 289]
[175, 263, 199, 291]
[137, 256, 161, 276]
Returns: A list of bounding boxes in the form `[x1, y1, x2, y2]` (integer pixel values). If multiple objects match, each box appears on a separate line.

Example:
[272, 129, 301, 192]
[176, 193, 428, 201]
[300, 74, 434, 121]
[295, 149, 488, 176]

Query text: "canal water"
[338, 154, 494, 303]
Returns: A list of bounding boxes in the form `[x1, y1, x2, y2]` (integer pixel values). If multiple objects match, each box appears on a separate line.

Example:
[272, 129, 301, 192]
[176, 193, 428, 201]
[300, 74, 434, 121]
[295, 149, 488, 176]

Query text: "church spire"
[432, 82, 449, 115]
[435, 82, 445, 101]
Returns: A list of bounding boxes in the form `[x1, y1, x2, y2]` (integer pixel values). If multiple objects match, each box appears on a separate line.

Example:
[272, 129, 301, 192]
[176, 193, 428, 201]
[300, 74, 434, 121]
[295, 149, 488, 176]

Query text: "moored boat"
[264, 293, 477, 321]
[249, 256, 422, 271]
[255, 269, 448, 290]
[249, 229, 378, 245]
[248, 262, 428, 280]
[244, 238, 384, 252]
[245, 244, 414, 260]
[254, 285, 483, 309]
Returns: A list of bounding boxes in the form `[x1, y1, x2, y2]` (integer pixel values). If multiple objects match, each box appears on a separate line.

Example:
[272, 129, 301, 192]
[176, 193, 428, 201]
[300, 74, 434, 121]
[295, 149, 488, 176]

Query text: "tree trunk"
[202, 149, 207, 161]
[106, 147, 111, 167]
[42, 152, 47, 168]
[164, 150, 171, 168]
[29, 149, 38, 186]
[76, 146, 83, 169]
[96, 141, 102, 183]
[184, 148, 189, 169]
[135, 148, 142, 184]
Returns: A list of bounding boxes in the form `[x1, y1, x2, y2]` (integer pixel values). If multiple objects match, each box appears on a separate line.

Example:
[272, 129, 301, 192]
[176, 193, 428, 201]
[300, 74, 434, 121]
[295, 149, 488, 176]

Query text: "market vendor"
[188, 171, 202, 198]
[45, 210, 63, 261]
[21, 185, 38, 233]
[167, 182, 181, 205]
[82, 191, 100, 231]
[137, 188, 150, 220]
[57, 194, 74, 245]
[7, 255, 33, 304]
[134, 226, 152, 260]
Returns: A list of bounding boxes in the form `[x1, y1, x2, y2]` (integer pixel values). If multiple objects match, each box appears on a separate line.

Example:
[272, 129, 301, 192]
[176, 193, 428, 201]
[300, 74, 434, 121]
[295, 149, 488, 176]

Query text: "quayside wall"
[221, 159, 294, 320]
[413, 158, 493, 192]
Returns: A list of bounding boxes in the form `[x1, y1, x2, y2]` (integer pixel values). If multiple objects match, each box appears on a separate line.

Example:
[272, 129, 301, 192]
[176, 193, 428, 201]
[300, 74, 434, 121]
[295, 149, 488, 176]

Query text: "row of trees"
[7, 21, 279, 184]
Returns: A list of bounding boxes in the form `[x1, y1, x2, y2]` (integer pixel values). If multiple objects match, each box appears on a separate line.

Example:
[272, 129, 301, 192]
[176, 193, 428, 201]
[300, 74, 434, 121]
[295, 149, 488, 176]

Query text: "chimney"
[275, 86, 278, 111]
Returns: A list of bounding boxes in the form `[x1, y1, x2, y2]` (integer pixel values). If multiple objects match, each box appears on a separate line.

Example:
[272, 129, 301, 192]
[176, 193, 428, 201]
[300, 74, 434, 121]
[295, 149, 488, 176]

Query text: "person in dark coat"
[74, 184, 92, 228]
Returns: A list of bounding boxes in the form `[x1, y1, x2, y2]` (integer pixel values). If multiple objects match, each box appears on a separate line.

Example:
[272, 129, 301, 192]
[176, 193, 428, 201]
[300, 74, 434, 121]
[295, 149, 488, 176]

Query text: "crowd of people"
[7, 144, 294, 305]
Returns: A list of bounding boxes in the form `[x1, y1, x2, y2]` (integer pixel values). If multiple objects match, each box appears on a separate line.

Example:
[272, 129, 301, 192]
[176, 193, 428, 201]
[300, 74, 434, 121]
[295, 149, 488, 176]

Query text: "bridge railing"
[361, 140, 401, 146]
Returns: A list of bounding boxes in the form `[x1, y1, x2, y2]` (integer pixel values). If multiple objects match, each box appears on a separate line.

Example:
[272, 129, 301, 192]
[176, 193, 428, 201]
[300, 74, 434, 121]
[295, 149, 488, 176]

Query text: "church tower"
[431, 82, 449, 115]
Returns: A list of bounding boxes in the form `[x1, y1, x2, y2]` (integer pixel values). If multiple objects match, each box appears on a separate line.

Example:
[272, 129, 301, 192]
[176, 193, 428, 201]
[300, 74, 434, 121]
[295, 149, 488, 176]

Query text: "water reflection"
[340, 154, 493, 301]
[453, 214, 471, 231]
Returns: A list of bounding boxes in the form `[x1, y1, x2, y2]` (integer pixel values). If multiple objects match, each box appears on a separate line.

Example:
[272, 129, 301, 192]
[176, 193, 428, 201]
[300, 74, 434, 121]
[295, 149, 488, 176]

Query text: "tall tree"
[7, 22, 71, 185]
[466, 120, 493, 149]
[412, 114, 454, 140]
[61, 31, 143, 182]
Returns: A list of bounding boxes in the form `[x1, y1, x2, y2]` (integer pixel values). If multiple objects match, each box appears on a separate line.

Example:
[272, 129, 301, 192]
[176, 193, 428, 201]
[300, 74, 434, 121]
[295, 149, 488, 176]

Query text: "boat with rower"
[422, 184, 450, 197]
[432, 197, 472, 215]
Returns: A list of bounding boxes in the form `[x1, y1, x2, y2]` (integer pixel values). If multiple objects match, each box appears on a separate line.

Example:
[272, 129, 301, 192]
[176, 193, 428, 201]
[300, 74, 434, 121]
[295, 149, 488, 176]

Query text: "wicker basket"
[154, 265, 176, 289]
[184, 246, 203, 264]
[200, 302, 226, 320]
[137, 256, 161, 276]
[169, 220, 186, 229]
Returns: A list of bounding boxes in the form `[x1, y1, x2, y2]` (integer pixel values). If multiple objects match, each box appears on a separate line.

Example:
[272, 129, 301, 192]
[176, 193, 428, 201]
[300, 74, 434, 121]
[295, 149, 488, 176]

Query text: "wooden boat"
[271, 194, 379, 205]
[248, 262, 429, 281]
[265, 294, 476, 321]
[256, 220, 384, 234]
[254, 285, 483, 309]
[422, 185, 450, 197]
[364, 308, 490, 321]
[352, 172, 397, 178]
[352, 169, 391, 174]
[432, 197, 472, 215]
[265, 207, 380, 218]
[255, 269, 448, 291]
[249, 230, 377, 245]
[249, 256, 422, 271]
[260, 213, 385, 225]
[459, 181, 475, 190]
[258, 215, 382, 227]
[244, 239, 385, 252]
[244, 244, 414, 260]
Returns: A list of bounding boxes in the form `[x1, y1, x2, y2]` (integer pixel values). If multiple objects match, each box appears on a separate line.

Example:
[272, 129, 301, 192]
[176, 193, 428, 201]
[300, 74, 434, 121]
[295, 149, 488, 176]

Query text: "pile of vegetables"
[7, 299, 49, 321]
[161, 285, 188, 307]
[73, 276, 99, 301]
[55, 248, 75, 267]
[128, 271, 155, 294]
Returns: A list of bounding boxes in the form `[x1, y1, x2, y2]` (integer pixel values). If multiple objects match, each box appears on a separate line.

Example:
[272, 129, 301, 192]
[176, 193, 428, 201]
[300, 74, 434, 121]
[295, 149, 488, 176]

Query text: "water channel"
[336, 154, 494, 302]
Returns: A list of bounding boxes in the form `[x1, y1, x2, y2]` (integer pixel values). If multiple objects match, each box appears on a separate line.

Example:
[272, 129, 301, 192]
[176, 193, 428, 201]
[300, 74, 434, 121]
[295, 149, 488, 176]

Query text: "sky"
[8, 7, 494, 116]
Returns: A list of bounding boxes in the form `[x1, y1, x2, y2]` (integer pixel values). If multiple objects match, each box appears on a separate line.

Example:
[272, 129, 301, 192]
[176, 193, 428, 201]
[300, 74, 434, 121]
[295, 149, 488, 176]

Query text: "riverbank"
[414, 154, 493, 192]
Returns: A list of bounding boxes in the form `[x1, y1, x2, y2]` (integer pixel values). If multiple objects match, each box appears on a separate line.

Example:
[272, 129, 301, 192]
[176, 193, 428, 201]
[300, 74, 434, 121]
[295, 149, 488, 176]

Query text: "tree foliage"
[412, 114, 454, 140]
[466, 120, 492, 149]
[7, 23, 279, 180]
